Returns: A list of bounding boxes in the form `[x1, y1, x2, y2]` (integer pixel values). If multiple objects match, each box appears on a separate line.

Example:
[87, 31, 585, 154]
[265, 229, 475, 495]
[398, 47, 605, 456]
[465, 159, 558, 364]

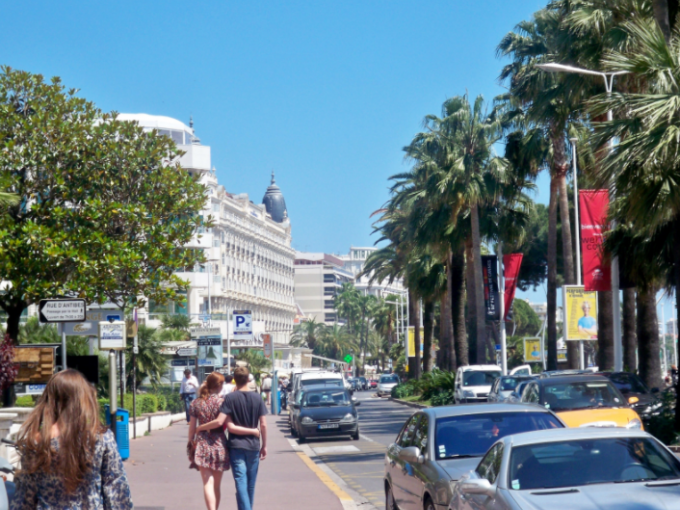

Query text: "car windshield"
[509, 437, 680, 490]
[301, 379, 342, 388]
[500, 377, 520, 391]
[541, 381, 625, 411]
[463, 371, 501, 386]
[435, 412, 562, 459]
[302, 389, 350, 407]
[608, 373, 650, 395]
[380, 375, 399, 384]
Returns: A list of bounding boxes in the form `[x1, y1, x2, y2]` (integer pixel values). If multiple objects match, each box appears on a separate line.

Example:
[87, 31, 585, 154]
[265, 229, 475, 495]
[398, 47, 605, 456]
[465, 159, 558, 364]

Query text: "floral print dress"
[10, 429, 133, 510]
[190, 394, 230, 471]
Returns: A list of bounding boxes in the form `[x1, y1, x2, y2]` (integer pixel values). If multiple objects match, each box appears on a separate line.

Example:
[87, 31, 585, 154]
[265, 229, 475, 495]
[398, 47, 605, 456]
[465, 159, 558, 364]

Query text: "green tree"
[291, 318, 325, 354]
[125, 325, 167, 390]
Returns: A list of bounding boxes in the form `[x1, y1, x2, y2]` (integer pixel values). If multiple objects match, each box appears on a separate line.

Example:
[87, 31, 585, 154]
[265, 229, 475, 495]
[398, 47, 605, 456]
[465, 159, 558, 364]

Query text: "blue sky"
[1, 1, 674, 318]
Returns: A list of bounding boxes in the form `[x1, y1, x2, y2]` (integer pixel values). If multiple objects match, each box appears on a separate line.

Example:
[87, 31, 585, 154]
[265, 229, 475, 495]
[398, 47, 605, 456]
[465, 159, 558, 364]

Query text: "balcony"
[175, 271, 209, 288]
[177, 144, 211, 171]
[186, 232, 213, 249]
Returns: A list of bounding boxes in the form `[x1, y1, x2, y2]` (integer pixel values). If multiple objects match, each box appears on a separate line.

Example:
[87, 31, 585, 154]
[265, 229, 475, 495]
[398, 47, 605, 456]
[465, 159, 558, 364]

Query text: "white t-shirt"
[262, 377, 272, 391]
[219, 382, 234, 398]
[180, 375, 199, 395]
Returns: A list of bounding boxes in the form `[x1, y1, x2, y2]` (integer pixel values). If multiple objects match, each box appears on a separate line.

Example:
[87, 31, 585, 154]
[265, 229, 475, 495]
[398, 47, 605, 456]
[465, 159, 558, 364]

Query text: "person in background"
[220, 374, 235, 398]
[11, 370, 133, 510]
[246, 373, 258, 393]
[181, 369, 200, 423]
[261, 373, 272, 404]
[188, 372, 260, 510]
[197, 367, 268, 510]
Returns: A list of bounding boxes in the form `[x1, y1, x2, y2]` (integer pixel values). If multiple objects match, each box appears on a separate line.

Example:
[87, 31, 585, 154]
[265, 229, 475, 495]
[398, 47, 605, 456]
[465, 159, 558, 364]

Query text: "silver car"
[384, 404, 565, 510]
[378, 374, 400, 397]
[449, 428, 680, 510]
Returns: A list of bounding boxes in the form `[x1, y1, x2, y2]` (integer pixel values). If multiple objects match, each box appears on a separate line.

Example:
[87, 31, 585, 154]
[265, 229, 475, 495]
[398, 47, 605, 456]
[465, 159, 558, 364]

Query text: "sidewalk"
[125, 413, 345, 510]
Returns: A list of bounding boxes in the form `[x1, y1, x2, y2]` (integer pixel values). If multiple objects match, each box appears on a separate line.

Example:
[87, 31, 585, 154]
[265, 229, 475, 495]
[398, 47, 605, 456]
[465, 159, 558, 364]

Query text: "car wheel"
[298, 435, 306, 444]
[352, 429, 360, 440]
[424, 497, 435, 510]
[386, 484, 398, 510]
[290, 424, 297, 437]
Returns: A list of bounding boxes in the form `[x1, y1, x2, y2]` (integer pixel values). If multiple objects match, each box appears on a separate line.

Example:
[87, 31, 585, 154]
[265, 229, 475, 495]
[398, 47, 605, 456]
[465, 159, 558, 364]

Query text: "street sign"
[262, 334, 272, 359]
[191, 327, 223, 368]
[344, 354, 353, 364]
[39, 299, 86, 323]
[176, 348, 197, 357]
[233, 310, 253, 340]
[63, 308, 122, 336]
[99, 321, 126, 350]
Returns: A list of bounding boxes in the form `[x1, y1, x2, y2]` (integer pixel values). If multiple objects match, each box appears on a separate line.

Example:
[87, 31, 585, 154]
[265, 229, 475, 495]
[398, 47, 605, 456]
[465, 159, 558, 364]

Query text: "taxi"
[520, 375, 643, 429]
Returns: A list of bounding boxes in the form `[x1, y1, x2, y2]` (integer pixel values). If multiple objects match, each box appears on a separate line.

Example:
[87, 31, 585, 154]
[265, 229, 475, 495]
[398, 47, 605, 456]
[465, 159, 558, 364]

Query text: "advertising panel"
[407, 326, 423, 357]
[564, 285, 598, 341]
[262, 334, 272, 359]
[192, 327, 223, 368]
[503, 254, 523, 320]
[98, 321, 126, 350]
[580, 190, 611, 291]
[14, 347, 55, 383]
[482, 255, 500, 320]
[523, 337, 542, 363]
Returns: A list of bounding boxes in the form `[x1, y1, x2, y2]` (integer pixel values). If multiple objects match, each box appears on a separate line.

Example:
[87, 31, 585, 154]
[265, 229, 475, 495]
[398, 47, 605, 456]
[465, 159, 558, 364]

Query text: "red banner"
[579, 190, 611, 291]
[503, 254, 523, 320]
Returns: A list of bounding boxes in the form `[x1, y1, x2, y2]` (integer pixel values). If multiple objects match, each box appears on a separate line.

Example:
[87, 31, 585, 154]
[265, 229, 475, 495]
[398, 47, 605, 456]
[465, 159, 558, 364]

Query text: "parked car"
[449, 428, 680, 510]
[507, 378, 534, 403]
[598, 371, 661, 418]
[520, 375, 643, 428]
[346, 378, 359, 392]
[290, 384, 360, 442]
[369, 380, 378, 389]
[358, 376, 368, 390]
[289, 371, 346, 427]
[384, 403, 565, 510]
[538, 369, 593, 378]
[454, 365, 502, 404]
[377, 373, 400, 397]
[488, 375, 535, 403]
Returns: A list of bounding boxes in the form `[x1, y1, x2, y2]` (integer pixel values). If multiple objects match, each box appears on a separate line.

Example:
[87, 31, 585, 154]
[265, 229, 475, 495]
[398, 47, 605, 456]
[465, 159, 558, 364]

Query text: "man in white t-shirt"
[261, 374, 273, 404]
[220, 374, 235, 398]
[179, 369, 199, 423]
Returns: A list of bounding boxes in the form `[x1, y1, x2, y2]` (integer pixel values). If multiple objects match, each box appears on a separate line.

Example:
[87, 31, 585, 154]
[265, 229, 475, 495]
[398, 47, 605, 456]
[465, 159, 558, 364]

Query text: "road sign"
[39, 299, 86, 323]
[63, 308, 122, 336]
[233, 310, 252, 340]
[99, 321, 126, 350]
[176, 348, 197, 357]
[262, 334, 272, 359]
[344, 354, 353, 364]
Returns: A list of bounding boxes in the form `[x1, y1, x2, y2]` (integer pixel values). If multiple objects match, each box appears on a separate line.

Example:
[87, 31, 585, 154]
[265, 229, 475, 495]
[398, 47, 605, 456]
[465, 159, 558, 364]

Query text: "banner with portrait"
[564, 285, 598, 341]
[579, 190, 611, 291]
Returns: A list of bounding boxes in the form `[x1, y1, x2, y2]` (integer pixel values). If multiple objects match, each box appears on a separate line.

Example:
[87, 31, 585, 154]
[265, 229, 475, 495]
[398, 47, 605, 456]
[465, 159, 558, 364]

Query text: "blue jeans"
[229, 447, 260, 510]
[182, 393, 196, 422]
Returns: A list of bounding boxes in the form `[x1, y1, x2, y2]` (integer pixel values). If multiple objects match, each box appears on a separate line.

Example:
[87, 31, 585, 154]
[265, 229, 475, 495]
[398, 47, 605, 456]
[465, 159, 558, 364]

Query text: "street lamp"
[201, 257, 219, 324]
[537, 62, 629, 372]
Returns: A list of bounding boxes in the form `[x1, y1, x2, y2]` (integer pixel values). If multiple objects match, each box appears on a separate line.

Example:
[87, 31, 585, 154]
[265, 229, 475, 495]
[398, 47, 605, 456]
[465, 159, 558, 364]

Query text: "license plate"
[318, 423, 339, 429]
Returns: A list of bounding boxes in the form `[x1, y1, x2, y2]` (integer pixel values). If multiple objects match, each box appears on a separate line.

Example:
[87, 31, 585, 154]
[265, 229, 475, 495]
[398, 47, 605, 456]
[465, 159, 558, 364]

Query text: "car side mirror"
[398, 446, 423, 464]
[460, 477, 495, 497]
[652, 387, 660, 394]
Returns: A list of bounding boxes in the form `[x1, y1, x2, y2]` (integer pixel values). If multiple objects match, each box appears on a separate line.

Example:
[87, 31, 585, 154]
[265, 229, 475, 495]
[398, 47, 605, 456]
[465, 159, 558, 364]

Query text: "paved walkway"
[125, 413, 345, 510]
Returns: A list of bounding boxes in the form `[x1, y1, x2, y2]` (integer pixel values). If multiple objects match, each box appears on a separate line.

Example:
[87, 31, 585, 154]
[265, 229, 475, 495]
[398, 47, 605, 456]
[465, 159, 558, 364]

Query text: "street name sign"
[98, 321, 126, 350]
[39, 299, 86, 323]
[176, 348, 197, 357]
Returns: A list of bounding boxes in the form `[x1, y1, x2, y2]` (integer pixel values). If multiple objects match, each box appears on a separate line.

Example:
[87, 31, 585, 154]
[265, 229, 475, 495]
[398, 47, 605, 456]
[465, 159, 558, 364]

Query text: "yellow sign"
[523, 338, 542, 363]
[407, 327, 423, 357]
[564, 286, 598, 341]
[558, 349, 568, 363]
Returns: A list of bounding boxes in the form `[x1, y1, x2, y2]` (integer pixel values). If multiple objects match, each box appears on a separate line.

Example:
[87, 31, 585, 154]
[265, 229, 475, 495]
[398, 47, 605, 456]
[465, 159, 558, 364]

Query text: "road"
[292, 390, 415, 509]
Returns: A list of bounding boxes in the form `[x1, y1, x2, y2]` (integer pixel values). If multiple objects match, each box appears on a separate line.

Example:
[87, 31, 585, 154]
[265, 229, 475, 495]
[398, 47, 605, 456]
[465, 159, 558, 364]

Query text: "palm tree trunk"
[653, 0, 673, 40]
[414, 298, 421, 379]
[451, 247, 468, 367]
[423, 299, 434, 373]
[597, 291, 615, 370]
[470, 205, 488, 364]
[465, 238, 477, 364]
[439, 267, 454, 371]
[623, 288, 637, 372]
[558, 170, 579, 369]
[637, 283, 662, 390]
[672, 219, 680, 431]
[547, 175, 559, 371]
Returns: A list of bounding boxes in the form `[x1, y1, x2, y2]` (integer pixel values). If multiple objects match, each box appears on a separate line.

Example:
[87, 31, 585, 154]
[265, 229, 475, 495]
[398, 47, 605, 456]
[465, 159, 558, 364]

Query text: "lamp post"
[537, 62, 629, 372]
[570, 137, 586, 370]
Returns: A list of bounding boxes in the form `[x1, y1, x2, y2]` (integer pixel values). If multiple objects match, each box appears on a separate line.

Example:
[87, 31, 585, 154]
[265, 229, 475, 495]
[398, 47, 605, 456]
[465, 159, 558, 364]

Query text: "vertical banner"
[262, 334, 272, 359]
[579, 190, 611, 291]
[564, 286, 598, 341]
[407, 326, 422, 357]
[482, 255, 500, 320]
[503, 254, 523, 320]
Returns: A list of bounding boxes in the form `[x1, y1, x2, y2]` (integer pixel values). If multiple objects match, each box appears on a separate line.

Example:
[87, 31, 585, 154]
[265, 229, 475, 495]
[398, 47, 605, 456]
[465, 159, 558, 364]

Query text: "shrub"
[156, 394, 167, 411]
[430, 390, 455, 407]
[15, 395, 35, 408]
[643, 391, 678, 445]
[419, 369, 456, 401]
[165, 392, 183, 413]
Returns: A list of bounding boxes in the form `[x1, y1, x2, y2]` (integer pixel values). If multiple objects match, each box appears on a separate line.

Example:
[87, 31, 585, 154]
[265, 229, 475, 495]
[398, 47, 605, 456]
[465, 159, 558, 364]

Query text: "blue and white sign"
[64, 308, 123, 336]
[233, 310, 252, 341]
[98, 321, 126, 350]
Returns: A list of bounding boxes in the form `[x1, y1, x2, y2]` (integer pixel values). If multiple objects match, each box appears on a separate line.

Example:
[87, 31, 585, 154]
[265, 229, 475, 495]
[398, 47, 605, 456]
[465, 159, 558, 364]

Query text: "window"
[324, 313, 336, 322]
[463, 371, 502, 387]
[323, 274, 335, 283]
[412, 414, 429, 452]
[477, 443, 504, 485]
[398, 415, 420, 448]
[324, 301, 335, 309]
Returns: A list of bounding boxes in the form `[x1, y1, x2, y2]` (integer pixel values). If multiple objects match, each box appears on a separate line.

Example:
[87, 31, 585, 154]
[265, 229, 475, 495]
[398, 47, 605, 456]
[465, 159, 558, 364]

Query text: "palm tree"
[334, 283, 361, 335]
[317, 323, 357, 361]
[291, 318, 325, 353]
[125, 325, 167, 389]
[160, 314, 193, 332]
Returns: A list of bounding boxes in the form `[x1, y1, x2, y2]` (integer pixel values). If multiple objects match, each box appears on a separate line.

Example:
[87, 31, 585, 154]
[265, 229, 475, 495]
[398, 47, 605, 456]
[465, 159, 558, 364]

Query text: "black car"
[598, 371, 660, 417]
[291, 385, 360, 443]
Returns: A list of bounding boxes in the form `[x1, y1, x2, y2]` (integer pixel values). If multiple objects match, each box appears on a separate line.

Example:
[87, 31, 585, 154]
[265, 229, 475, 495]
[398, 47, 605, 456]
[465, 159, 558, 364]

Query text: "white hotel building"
[120, 114, 297, 347]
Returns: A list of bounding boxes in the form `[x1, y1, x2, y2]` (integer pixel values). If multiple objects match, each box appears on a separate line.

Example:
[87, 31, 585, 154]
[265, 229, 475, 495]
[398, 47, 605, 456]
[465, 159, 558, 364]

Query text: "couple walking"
[188, 367, 267, 510]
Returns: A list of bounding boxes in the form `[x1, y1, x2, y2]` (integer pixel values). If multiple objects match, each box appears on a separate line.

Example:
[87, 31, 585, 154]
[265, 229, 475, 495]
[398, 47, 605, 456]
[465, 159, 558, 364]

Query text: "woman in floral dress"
[11, 370, 133, 510]
[189, 372, 259, 510]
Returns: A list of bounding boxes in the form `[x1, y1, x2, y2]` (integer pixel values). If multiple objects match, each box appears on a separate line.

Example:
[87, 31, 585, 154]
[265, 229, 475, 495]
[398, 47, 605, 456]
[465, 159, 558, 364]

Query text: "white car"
[454, 365, 502, 404]
[377, 374, 400, 397]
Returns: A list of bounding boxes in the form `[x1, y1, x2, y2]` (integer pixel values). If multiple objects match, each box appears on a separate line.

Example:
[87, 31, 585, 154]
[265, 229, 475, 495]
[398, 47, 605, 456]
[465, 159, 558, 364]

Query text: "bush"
[419, 369, 456, 401]
[430, 390, 455, 407]
[156, 394, 167, 411]
[392, 382, 416, 399]
[643, 391, 678, 445]
[165, 392, 183, 413]
[15, 395, 35, 408]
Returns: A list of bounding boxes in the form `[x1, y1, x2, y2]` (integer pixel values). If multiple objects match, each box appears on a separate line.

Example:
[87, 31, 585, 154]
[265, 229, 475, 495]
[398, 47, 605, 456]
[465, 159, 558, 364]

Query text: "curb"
[389, 397, 429, 409]
[287, 438, 378, 510]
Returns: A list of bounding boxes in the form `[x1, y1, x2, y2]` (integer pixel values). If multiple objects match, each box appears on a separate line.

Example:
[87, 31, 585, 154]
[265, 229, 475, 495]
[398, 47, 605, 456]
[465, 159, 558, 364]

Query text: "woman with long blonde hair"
[11, 369, 132, 509]
[189, 372, 259, 510]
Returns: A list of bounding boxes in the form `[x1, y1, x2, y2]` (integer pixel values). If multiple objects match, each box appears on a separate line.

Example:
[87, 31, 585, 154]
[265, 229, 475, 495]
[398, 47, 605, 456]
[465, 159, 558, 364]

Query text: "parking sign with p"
[233, 310, 253, 340]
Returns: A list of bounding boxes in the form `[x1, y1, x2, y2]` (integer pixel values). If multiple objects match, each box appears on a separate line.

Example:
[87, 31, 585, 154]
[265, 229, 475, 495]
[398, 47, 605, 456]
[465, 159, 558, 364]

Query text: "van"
[454, 364, 502, 404]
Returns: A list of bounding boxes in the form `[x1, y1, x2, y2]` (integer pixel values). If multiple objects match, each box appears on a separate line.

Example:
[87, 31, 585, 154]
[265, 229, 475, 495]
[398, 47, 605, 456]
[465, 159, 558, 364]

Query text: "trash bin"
[103, 405, 130, 461]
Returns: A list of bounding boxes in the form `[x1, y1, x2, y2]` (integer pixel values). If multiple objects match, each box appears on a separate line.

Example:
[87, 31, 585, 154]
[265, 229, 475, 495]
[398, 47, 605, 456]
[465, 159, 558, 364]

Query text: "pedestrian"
[180, 368, 200, 423]
[11, 369, 133, 509]
[220, 374, 235, 398]
[197, 367, 268, 510]
[261, 373, 272, 404]
[246, 373, 258, 393]
[188, 372, 260, 510]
